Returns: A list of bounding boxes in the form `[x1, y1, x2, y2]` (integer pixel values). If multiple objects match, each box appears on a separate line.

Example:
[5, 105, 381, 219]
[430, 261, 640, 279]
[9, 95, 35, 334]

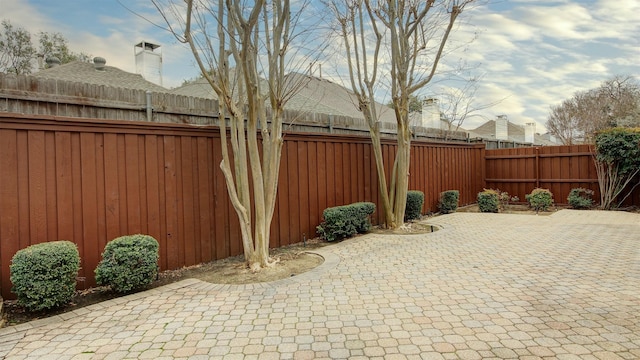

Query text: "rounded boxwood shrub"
[317, 202, 376, 242]
[10, 241, 80, 311]
[95, 234, 159, 293]
[567, 187, 594, 209]
[525, 188, 554, 212]
[438, 190, 459, 214]
[405, 190, 425, 221]
[477, 189, 499, 213]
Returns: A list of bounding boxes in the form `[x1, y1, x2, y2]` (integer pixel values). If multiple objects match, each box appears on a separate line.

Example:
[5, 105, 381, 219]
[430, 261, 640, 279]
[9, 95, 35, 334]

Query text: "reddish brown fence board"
[485, 145, 626, 206]
[0, 114, 485, 298]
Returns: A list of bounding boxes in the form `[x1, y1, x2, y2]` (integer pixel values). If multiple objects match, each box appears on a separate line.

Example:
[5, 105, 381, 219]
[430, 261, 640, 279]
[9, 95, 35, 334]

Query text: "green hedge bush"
[526, 188, 554, 212]
[10, 241, 80, 311]
[567, 187, 594, 209]
[95, 234, 159, 293]
[405, 190, 425, 221]
[438, 190, 459, 214]
[477, 189, 499, 213]
[594, 128, 640, 209]
[317, 202, 376, 242]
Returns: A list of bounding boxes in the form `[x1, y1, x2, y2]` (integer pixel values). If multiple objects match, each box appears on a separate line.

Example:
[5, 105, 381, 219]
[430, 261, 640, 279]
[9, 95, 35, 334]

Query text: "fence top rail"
[0, 112, 486, 149]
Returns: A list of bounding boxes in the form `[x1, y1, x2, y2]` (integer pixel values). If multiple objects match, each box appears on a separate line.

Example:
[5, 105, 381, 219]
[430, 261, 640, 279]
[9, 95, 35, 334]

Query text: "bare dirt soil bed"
[370, 221, 439, 235]
[457, 203, 561, 215]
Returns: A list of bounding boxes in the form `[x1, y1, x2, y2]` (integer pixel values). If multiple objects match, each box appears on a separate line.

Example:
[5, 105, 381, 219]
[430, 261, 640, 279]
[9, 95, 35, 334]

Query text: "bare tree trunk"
[154, 0, 306, 270]
[330, 0, 472, 229]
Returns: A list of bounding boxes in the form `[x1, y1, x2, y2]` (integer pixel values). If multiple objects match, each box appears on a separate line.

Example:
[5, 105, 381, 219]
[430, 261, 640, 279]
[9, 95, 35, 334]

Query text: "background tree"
[154, 0, 315, 270]
[0, 20, 35, 74]
[546, 75, 640, 145]
[437, 74, 501, 132]
[330, 0, 475, 228]
[0, 19, 89, 74]
[37, 31, 92, 68]
[387, 94, 422, 113]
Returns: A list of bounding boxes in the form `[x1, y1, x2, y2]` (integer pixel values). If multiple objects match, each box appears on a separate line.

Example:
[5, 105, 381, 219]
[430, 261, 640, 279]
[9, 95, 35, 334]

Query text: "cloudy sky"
[3, 0, 639, 132]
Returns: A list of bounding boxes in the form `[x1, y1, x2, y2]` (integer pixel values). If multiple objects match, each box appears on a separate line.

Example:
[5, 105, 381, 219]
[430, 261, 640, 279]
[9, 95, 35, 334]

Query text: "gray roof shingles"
[33, 61, 169, 93]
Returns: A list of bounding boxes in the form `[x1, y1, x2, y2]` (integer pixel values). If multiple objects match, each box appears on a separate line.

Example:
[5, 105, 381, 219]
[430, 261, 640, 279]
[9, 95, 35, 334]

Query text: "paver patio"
[0, 210, 638, 359]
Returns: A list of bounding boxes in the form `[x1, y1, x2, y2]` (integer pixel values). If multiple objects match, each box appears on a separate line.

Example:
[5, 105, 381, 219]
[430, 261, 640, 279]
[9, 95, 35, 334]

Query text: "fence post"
[145, 91, 153, 122]
[535, 147, 540, 188]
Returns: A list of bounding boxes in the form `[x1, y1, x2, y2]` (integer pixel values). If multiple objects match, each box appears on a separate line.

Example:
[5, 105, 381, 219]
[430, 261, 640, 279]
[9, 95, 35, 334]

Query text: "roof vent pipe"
[45, 56, 61, 68]
[93, 57, 106, 71]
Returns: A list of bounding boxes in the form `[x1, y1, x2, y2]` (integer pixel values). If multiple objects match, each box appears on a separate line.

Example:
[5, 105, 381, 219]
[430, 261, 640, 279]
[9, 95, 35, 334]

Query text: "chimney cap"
[93, 57, 106, 70]
[135, 41, 161, 51]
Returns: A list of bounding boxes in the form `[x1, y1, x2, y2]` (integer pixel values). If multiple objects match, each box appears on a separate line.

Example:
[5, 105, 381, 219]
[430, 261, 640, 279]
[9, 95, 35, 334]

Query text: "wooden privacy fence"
[487, 145, 600, 205]
[486, 145, 640, 206]
[0, 113, 485, 298]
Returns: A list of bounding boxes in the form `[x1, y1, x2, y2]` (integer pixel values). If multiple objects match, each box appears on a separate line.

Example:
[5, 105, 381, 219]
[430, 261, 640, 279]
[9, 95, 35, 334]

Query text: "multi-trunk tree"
[154, 0, 313, 270]
[330, 0, 475, 228]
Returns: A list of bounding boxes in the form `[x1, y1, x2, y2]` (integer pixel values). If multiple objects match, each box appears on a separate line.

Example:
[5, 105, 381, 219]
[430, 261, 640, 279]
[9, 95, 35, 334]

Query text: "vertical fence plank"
[297, 141, 310, 241]
[180, 137, 196, 266]
[79, 133, 99, 287]
[316, 141, 328, 222]
[307, 141, 319, 240]
[55, 132, 74, 241]
[196, 137, 212, 263]
[94, 134, 107, 265]
[275, 142, 290, 249]
[145, 135, 162, 251]
[103, 134, 120, 244]
[287, 140, 301, 242]
[163, 136, 180, 270]
[125, 134, 142, 232]
[27, 131, 47, 244]
[44, 132, 58, 241]
[70, 132, 84, 281]
[0, 130, 20, 296]
[212, 137, 228, 260]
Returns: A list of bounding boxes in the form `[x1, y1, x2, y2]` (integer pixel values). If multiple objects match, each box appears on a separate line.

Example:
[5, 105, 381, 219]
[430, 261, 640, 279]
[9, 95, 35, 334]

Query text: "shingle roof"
[33, 61, 169, 93]
[170, 72, 397, 122]
[468, 120, 557, 145]
[170, 78, 215, 99]
[282, 73, 396, 122]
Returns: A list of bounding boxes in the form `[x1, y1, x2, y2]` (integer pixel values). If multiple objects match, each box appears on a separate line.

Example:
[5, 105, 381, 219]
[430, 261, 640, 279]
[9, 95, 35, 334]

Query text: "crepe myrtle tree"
[153, 0, 316, 270]
[329, 0, 475, 228]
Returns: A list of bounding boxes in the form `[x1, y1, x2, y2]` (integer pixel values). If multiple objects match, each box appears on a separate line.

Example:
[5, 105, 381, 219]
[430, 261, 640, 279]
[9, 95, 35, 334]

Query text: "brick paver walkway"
[0, 210, 638, 359]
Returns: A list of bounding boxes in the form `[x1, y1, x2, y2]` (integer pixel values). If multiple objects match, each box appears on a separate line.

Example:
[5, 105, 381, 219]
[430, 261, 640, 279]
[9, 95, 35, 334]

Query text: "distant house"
[171, 72, 397, 123]
[467, 115, 558, 146]
[33, 57, 169, 93]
